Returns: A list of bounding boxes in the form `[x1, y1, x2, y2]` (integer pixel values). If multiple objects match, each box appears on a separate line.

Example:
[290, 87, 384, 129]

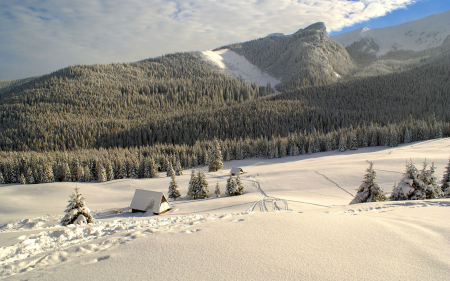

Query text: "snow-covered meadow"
[1, 139, 449, 280]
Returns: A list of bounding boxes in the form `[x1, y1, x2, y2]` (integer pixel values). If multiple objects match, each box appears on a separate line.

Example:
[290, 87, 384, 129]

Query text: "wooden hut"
[130, 189, 171, 214]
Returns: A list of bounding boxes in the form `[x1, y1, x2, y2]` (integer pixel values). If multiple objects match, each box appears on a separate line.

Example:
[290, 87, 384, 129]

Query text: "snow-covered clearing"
[201, 49, 281, 92]
[1, 138, 449, 280]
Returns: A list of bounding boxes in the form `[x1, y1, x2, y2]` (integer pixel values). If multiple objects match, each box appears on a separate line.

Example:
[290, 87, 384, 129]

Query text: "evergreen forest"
[0, 29, 449, 185]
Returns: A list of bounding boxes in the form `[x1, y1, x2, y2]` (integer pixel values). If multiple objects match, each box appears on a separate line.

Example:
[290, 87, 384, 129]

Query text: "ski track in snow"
[315, 171, 355, 197]
[0, 213, 246, 278]
[244, 178, 290, 212]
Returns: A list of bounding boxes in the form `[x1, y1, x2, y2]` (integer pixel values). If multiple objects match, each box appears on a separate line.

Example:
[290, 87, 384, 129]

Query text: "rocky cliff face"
[220, 22, 356, 91]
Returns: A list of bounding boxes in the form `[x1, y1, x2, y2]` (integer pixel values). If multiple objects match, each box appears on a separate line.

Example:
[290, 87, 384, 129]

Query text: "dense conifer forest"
[0, 31, 449, 184]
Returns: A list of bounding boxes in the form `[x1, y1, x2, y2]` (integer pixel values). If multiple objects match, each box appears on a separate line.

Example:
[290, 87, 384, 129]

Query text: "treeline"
[0, 118, 444, 185]
[96, 49, 450, 149]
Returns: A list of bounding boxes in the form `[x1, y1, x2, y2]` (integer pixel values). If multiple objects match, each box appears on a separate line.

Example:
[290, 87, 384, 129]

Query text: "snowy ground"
[1, 138, 449, 280]
[201, 49, 281, 92]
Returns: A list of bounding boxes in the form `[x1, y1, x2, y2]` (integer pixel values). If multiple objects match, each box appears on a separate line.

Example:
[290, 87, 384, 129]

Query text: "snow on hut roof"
[130, 189, 171, 214]
[230, 167, 244, 175]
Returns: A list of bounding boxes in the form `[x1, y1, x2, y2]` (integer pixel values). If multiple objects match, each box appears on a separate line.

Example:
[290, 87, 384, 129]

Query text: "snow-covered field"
[201, 49, 281, 92]
[1, 139, 449, 280]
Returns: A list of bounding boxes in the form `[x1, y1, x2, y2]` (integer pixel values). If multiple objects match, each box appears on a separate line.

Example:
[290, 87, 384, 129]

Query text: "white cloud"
[0, 0, 418, 80]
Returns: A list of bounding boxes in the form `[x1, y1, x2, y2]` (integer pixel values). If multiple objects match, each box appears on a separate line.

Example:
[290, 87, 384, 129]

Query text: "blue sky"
[330, 0, 450, 36]
[1, 0, 449, 81]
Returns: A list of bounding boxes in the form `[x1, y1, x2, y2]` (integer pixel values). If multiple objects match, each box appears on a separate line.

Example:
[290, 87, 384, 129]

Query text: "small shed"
[130, 189, 172, 214]
[230, 167, 244, 176]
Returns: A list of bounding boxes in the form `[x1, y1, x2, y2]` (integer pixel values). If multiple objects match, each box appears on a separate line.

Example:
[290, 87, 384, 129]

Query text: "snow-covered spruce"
[235, 173, 244, 195]
[215, 182, 221, 197]
[208, 139, 223, 172]
[197, 170, 210, 199]
[350, 162, 386, 204]
[391, 160, 442, 201]
[225, 175, 235, 196]
[418, 161, 443, 199]
[390, 160, 421, 201]
[174, 158, 183, 176]
[187, 170, 198, 199]
[60, 185, 95, 226]
[226, 174, 244, 196]
[442, 157, 450, 197]
[168, 173, 181, 200]
[166, 162, 174, 177]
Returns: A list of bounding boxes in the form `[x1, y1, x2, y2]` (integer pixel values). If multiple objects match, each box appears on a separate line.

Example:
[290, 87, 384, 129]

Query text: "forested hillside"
[0, 52, 267, 151]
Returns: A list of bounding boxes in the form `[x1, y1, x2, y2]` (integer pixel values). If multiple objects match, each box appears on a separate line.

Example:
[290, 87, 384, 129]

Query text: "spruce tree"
[338, 133, 346, 152]
[25, 167, 34, 184]
[71, 159, 81, 182]
[150, 158, 159, 178]
[404, 128, 411, 144]
[60, 185, 95, 226]
[225, 174, 235, 196]
[19, 173, 26, 184]
[348, 132, 358, 150]
[187, 170, 199, 199]
[168, 173, 181, 200]
[235, 173, 244, 195]
[166, 162, 174, 177]
[350, 162, 386, 204]
[143, 158, 151, 178]
[197, 170, 210, 199]
[225, 174, 243, 196]
[127, 159, 138, 179]
[77, 164, 85, 182]
[42, 163, 55, 183]
[83, 165, 92, 182]
[215, 182, 221, 197]
[442, 157, 450, 198]
[209, 139, 223, 172]
[117, 162, 127, 179]
[96, 163, 107, 182]
[106, 162, 114, 181]
[419, 162, 443, 199]
[62, 162, 71, 182]
[175, 159, 183, 176]
[307, 139, 313, 155]
[390, 160, 423, 201]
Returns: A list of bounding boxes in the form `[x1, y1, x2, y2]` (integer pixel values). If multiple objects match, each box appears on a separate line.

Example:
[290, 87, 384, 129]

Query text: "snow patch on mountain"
[332, 9, 450, 56]
[201, 49, 281, 92]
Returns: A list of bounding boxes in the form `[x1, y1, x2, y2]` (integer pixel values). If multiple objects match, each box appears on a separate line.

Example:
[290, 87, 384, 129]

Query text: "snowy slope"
[331, 9, 450, 56]
[201, 49, 281, 92]
[1, 138, 450, 280]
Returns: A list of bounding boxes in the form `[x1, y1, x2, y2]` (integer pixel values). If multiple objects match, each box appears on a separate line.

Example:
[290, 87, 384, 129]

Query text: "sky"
[1, 0, 449, 81]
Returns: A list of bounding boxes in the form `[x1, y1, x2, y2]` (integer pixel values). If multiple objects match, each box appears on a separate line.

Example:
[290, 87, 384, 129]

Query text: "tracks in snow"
[245, 180, 290, 213]
[315, 171, 355, 197]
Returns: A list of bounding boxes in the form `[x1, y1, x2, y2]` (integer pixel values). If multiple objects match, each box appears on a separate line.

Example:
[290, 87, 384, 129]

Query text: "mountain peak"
[294, 22, 326, 34]
[331, 9, 450, 56]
